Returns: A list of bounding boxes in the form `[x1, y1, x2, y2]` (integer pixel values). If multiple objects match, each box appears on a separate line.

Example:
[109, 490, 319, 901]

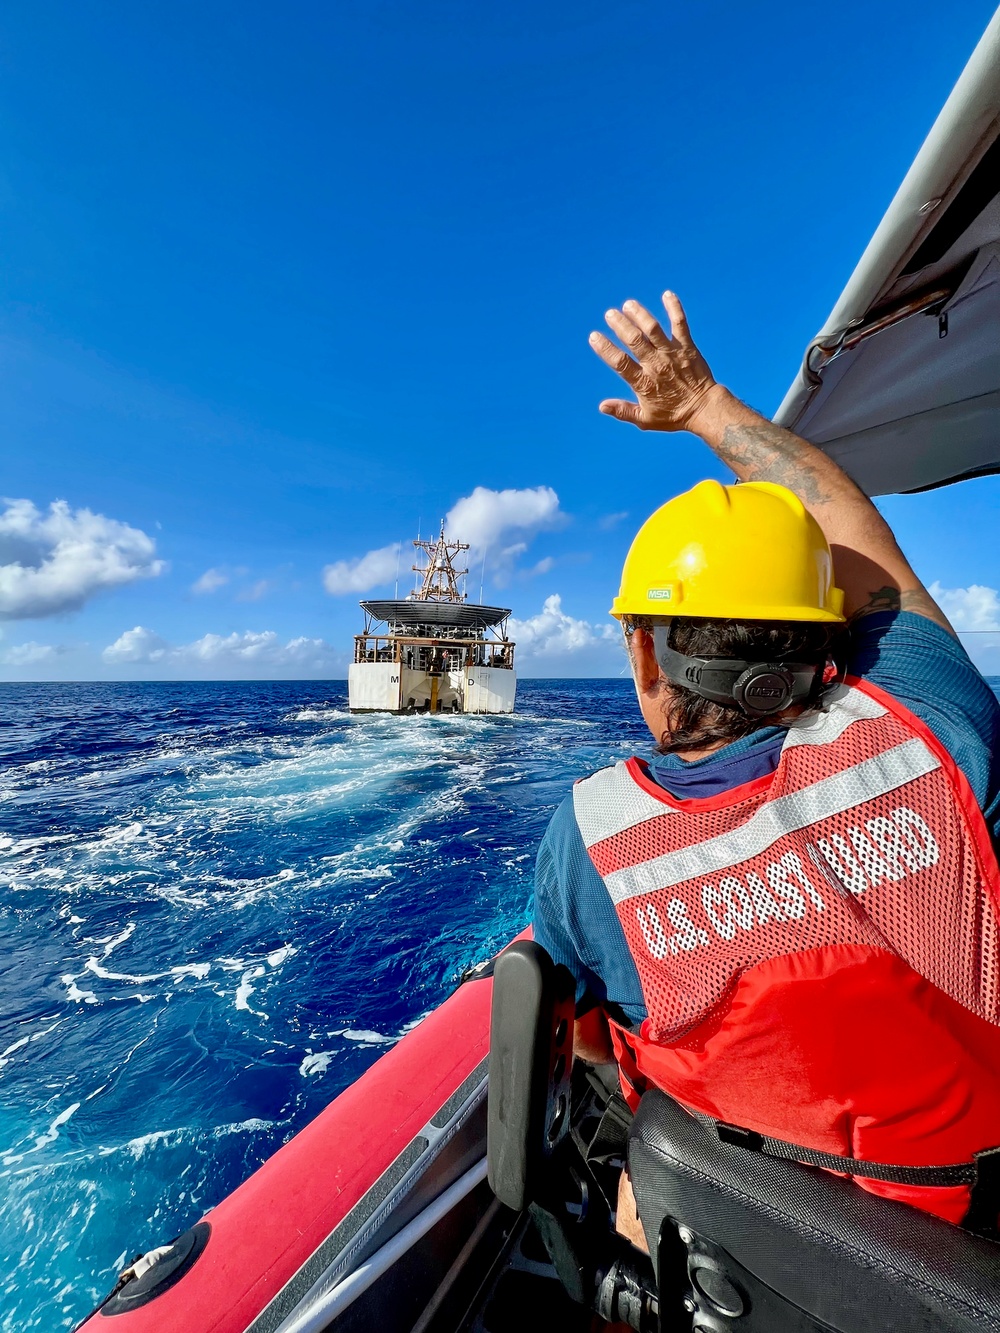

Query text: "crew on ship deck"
[531, 291, 1000, 1241]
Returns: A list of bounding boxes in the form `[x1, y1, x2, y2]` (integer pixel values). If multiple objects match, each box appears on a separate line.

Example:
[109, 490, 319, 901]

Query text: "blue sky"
[1, 0, 998, 679]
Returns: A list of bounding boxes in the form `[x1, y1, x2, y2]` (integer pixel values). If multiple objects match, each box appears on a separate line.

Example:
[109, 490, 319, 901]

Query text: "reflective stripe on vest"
[573, 678, 1000, 1043]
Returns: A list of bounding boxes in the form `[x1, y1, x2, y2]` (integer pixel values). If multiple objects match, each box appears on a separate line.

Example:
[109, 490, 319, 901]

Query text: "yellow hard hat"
[610, 479, 845, 623]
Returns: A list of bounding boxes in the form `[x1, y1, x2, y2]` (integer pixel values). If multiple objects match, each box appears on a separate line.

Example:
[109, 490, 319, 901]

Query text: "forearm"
[687, 385, 953, 630]
[687, 384, 859, 506]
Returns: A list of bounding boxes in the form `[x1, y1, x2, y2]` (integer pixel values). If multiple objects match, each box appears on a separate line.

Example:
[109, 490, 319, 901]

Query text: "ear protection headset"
[651, 627, 828, 719]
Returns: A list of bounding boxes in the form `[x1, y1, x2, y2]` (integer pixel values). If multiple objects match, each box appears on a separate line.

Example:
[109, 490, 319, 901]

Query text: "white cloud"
[192, 568, 228, 595]
[238, 579, 273, 602]
[928, 581, 1000, 631]
[0, 498, 165, 620]
[529, 556, 555, 576]
[598, 511, 629, 531]
[323, 543, 401, 596]
[445, 486, 562, 560]
[102, 626, 343, 677]
[0, 641, 61, 666]
[323, 486, 564, 597]
[103, 626, 171, 663]
[183, 631, 329, 667]
[509, 594, 618, 658]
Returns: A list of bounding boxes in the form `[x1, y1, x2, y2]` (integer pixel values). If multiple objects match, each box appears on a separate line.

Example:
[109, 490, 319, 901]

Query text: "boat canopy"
[360, 598, 512, 632]
[774, 10, 1000, 497]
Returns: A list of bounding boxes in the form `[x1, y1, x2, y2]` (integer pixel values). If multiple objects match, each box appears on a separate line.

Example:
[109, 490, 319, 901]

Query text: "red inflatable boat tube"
[76, 967, 495, 1332]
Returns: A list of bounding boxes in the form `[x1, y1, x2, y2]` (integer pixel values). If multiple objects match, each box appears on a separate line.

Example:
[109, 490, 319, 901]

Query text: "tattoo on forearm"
[717, 423, 832, 505]
[850, 584, 955, 634]
[851, 586, 901, 620]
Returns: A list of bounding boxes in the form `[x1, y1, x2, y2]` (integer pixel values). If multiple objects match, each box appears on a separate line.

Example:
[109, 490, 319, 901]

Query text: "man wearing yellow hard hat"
[532, 293, 1000, 1237]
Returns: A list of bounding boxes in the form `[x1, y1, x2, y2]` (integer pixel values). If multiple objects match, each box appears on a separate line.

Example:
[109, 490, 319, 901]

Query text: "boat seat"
[487, 941, 659, 1328]
[487, 941, 576, 1214]
[629, 1089, 1000, 1333]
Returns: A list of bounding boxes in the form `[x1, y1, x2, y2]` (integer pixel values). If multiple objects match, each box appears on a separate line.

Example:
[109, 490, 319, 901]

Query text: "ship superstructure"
[348, 526, 516, 714]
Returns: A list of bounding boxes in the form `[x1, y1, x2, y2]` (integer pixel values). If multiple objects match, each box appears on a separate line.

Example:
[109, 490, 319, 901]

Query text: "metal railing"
[353, 635, 514, 671]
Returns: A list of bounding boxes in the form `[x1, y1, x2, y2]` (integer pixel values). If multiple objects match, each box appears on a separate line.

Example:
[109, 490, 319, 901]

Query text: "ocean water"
[0, 678, 647, 1331]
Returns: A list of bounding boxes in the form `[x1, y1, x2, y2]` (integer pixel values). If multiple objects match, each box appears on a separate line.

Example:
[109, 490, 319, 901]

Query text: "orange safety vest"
[572, 678, 1000, 1223]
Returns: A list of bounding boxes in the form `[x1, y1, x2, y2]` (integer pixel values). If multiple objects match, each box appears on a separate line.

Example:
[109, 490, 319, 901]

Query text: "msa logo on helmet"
[746, 683, 783, 699]
[736, 668, 796, 715]
[647, 587, 674, 601]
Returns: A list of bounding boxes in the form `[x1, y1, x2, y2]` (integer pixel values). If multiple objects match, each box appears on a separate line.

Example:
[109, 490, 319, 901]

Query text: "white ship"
[347, 526, 517, 714]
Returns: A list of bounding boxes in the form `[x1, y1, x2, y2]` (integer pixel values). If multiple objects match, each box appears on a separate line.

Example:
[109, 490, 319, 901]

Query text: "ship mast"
[411, 522, 469, 603]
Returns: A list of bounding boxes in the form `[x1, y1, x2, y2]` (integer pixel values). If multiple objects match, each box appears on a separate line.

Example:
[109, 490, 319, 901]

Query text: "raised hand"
[589, 292, 719, 432]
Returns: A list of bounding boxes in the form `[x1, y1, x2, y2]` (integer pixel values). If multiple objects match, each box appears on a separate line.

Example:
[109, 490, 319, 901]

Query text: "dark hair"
[625, 615, 842, 754]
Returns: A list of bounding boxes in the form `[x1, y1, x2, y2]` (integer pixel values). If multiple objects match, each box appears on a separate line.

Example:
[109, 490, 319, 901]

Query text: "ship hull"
[347, 662, 516, 715]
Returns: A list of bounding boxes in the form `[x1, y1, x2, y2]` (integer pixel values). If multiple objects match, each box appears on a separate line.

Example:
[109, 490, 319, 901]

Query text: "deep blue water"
[0, 679, 647, 1331]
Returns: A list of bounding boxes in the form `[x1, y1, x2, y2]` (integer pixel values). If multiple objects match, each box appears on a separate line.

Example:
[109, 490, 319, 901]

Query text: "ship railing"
[353, 634, 515, 669]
